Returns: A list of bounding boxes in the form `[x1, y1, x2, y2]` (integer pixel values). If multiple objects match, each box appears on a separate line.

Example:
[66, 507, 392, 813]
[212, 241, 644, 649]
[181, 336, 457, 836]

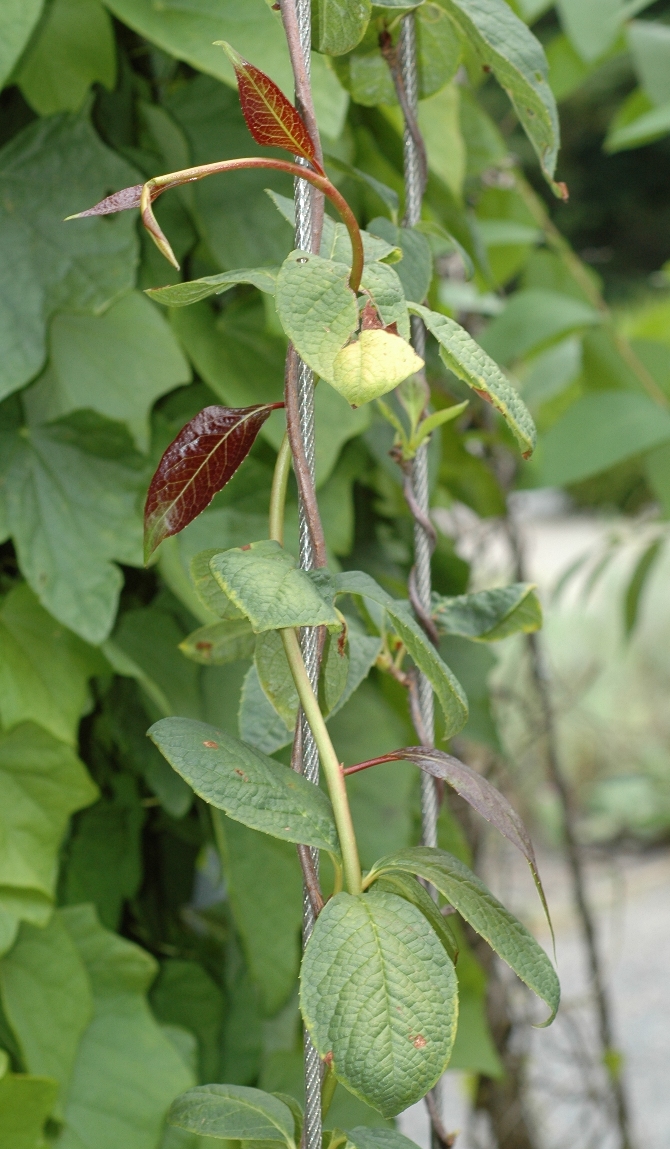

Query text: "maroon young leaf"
[217, 40, 323, 174]
[65, 184, 144, 219]
[345, 746, 553, 943]
[144, 403, 283, 562]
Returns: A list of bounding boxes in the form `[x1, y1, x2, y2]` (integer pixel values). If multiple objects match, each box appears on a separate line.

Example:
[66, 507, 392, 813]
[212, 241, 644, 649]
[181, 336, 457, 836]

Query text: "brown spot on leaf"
[412, 1034, 427, 1049]
[361, 300, 384, 330]
[203, 740, 219, 748]
[323, 1052, 334, 1067]
[241, 543, 251, 551]
[234, 768, 249, 781]
[196, 641, 213, 651]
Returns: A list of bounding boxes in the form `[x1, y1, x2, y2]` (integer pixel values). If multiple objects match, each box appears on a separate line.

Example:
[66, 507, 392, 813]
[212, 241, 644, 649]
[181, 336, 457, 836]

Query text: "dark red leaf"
[345, 746, 553, 943]
[65, 184, 144, 219]
[144, 403, 283, 561]
[218, 40, 323, 174]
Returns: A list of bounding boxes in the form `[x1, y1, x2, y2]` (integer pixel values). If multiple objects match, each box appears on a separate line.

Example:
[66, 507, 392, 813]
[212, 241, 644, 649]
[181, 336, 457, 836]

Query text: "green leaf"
[435, 0, 560, 192]
[627, 20, 670, 105]
[323, 155, 400, 222]
[170, 1084, 296, 1145]
[432, 584, 542, 641]
[0, 0, 44, 90]
[555, 0, 622, 64]
[312, 0, 372, 55]
[624, 537, 662, 637]
[147, 267, 278, 309]
[0, 404, 147, 645]
[538, 391, 670, 487]
[0, 723, 98, 946]
[604, 90, 670, 152]
[345, 1129, 423, 1149]
[240, 626, 381, 756]
[15, 0, 116, 116]
[60, 773, 145, 930]
[332, 5, 461, 106]
[209, 540, 340, 633]
[418, 81, 466, 200]
[238, 663, 292, 755]
[332, 330, 424, 407]
[150, 960, 225, 1086]
[0, 582, 103, 746]
[275, 251, 358, 386]
[478, 289, 601, 365]
[300, 889, 458, 1117]
[149, 717, 340, 855]
[59, 904, 194, 1149]
[372, 872, 459, 964]
[0, 1066, 58, 1149]
[214, 814, 302, 1017]
[255, 629, 299, 729]
[180, 619, 256, 666]
[266, 193, 400, 265]
[367, 220, 433, 305]
[112, 602, 202, 719]
[0, 111, 139, 401]
[367, 848, 560, 1024]
[190, 549, 246, 622]
[105, 0, 348, 139]
[360, 263, 410, 340]
[27, 291, 191, 452]
[313, 569, 468, 738]
[409, 303, 537, 458]
[0, 912, 92, 1114]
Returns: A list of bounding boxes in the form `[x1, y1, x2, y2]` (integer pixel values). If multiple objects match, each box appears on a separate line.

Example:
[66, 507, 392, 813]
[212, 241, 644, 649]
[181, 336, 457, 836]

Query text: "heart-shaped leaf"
[300, 889, 458, 1117]
[168, 1083, 296, 1147]
[217, 41, 323, 174]
[144, 404, 283, 561]
[148, 717, 340, 856]
[366, 848, 560, 1025]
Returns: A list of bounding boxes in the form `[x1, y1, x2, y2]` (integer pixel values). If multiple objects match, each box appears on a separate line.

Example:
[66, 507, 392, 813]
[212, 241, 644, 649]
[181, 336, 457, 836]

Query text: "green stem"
[280, 626, 363, 895]
[269, 433, 292, 545]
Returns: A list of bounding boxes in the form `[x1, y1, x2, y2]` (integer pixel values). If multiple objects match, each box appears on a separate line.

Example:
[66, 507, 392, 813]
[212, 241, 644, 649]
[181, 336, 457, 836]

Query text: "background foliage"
[1, 0, 669, 1145]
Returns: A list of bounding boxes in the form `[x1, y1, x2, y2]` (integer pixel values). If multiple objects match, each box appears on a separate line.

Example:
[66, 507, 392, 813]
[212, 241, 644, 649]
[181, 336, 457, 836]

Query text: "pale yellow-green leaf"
[331, 331, 424, 407]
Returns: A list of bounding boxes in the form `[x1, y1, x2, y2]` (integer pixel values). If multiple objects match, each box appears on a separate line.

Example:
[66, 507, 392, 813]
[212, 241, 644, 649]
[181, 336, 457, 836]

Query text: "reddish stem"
[343, 753, 400, 776]
[145, 157, 364, 292]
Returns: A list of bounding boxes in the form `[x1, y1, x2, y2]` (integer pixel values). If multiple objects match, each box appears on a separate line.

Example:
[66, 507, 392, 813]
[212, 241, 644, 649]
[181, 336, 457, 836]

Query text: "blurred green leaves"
[0, 111, 139, 402]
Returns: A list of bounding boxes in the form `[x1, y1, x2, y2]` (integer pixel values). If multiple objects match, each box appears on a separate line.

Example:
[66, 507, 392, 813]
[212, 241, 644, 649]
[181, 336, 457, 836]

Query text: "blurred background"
[0, 1, 669, 1148]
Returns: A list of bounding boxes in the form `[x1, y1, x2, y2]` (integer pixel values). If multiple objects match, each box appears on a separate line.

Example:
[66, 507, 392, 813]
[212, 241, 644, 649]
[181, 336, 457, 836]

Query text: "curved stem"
[280, 626, 362, 895]
[269, 433, 292, 545]
[144, 157, 364, 292]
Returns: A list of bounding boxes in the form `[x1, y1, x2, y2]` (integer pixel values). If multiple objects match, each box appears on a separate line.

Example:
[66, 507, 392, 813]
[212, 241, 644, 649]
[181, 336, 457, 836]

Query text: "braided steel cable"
[399, 16, 438, 834]
[293, 4, 322, 1148]
[400, 14, 445, 1145]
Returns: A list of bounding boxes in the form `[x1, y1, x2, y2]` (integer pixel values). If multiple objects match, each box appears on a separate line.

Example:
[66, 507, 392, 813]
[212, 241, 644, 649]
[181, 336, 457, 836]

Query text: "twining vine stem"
[268, 439, 363, 896]
[138, 158, 364, 291]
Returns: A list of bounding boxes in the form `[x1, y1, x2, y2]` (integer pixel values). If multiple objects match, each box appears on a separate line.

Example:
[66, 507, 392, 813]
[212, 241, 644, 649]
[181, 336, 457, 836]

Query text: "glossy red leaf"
[217, 40, 323, 174]
[144, 403, 283, 561]
[345, 746, 553, 943]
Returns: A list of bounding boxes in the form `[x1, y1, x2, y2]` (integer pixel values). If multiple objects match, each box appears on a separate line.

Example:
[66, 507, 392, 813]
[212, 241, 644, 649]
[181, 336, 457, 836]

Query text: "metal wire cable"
[293, 4, 322, 1147]
[399, 16, 438, 834]
[400, 14, 444, 1144]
